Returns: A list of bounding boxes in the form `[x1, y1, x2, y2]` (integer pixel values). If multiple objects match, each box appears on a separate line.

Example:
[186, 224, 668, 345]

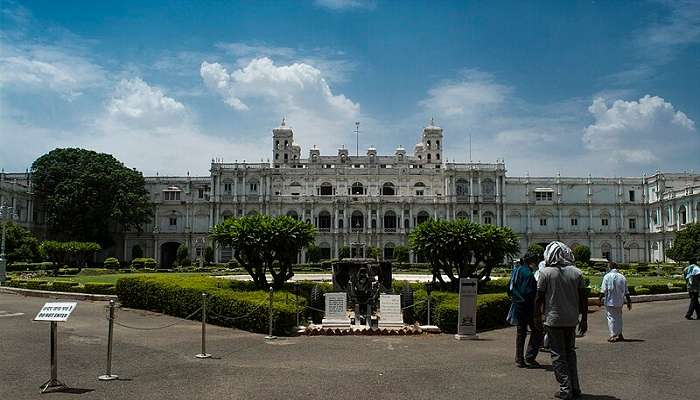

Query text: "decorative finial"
[430, 116, 435, 126]
[281, 117, 286, 126]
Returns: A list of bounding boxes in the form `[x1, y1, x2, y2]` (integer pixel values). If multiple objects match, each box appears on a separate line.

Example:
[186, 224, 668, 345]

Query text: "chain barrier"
[206, 300, 268, 322]
[401, 299, 427, 311]
[112, 307, 202, 331]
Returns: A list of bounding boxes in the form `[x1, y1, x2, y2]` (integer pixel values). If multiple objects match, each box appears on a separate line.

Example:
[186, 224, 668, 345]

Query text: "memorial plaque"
[322, 292, 351, 327]
[455, 278, 477, 339]
[34, 302, 77, 322]
[379, 294, 403, 328]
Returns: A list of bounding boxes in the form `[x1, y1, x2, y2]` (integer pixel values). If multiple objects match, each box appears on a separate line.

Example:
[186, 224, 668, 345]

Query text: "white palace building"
[2, 120, 699, 267]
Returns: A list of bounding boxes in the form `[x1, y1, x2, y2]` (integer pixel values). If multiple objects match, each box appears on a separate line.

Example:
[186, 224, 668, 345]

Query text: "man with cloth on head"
[598, 262, 631, 342]
[683, 260, 700, 320]
[535, 241, 588, 400]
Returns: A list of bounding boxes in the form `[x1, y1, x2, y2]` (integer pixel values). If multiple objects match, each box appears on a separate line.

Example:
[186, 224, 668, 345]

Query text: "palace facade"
[2, 120, 699, 267]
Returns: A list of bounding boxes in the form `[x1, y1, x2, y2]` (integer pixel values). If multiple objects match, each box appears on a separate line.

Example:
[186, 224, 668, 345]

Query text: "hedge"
[5, 279, 116, 295]
[411, 290, 511, 333]
[7, 262, 53, 272]
[115, 276, 303, 335]
[130, 258, 157, 269]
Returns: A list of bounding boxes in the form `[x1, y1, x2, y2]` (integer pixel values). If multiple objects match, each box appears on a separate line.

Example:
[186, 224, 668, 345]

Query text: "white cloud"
[314, 0, 376, 11]
[419, 70, 511, 118]
[583, 95, 697, 163]
[0, 40, 105, 99]
[107, 78, 185, 123]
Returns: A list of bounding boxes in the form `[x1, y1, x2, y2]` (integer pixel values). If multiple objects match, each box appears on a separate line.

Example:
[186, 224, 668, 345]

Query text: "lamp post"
[0, 201, 17, 284]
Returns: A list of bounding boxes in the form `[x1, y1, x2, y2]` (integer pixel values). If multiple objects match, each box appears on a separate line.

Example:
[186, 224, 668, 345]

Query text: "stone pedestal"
[378, 294, 403, 329]
[322, 292, 351, 328]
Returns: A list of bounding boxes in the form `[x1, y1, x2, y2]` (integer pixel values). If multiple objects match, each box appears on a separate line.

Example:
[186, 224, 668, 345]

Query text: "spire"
[281, 117, 286, 127]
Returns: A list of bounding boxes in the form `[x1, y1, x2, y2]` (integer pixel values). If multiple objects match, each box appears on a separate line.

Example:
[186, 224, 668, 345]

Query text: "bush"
[338, 246, 350, 259]
[393, 245, 410, 263]
[103, 257, 120, 269]
[116, 275, 303, 335]
[572, 244, 591, 265]
[204, 246, 215, 264]
[51, 281, 80, 291]
[131, 244, 144, 260]
[176, 244, 190, 267]
[411, 291, 511, 333]
[635, 287, 650, 295]
[7, 262, 53, 272]
[130, 257, 157, 269]
[83, 283, 116, 295]
[25, 280, 51, 290]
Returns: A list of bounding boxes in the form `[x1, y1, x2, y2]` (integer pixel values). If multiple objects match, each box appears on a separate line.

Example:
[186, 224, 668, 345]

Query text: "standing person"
[599, 262, 632, 342]
[535, 241, 588, 400]
[684, 261, 700, 320]
[535, 258, 551, 352]
[507, 252, 543, 368]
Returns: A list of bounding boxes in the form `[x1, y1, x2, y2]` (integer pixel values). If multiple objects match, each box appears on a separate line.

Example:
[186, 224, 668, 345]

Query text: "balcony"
[351, 227, 364, 233]
[384, 227, 397, 233]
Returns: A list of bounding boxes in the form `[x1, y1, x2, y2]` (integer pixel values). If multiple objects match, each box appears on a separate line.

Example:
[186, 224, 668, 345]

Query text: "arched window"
[351, 211, 364, 231]
[351, 182, 364, 195]
[247, 210, 258, 216]
[456, 211, 469, 220]
[456, 179, 469, 198]
[436, 140, 440, 149]
[382, 182, 395, 196]
[416, 211, 430, 225]
[286, 210, 299, 220]
[483, 211, 495, 225]
[319, 242, 332, 260]
[384, 211, 397, 231]
[679, 205, 687, 225]
[320, 182, 333, 196]
[601, 242, 612, 261]
[436, 153, 440, 160]
[318, 211, 331, 231]
[384, 243, 395, 260]
[481, 178, 495, 201]
[427, 153, 432, 161]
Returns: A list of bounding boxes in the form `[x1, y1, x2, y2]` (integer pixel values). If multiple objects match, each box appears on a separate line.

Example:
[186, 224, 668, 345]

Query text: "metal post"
[294, 284, 300, 327]
[40, 321, 67, 393]
[196, 293, 211, 358]
[265, 286, 277, 340]
[98, 300, 118, 380]
[426, 283, 432, 326]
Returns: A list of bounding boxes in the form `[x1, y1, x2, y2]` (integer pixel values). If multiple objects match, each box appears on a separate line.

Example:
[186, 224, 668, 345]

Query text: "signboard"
[455, 278, 477, 339]
[34, 302, 77, 322]
[322, 292, 350, 327]
[378, 294, 403, 328]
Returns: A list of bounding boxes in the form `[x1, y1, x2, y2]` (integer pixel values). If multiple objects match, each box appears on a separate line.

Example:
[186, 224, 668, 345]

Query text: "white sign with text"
[34, 302, 77, 322]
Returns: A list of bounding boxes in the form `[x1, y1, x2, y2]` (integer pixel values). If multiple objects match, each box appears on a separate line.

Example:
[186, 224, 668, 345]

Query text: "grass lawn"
[586, 275, 685, 289]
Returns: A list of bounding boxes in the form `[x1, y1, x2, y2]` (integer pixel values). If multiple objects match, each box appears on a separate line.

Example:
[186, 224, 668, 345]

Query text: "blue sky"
[1, 0, 699, 176]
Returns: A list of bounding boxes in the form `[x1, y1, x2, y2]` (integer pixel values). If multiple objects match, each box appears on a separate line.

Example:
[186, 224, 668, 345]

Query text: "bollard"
[426, 283, 432, 326]
[294, 283, 300, 327]
[98, 300, 118, 381]
[195, 293, 211, 358]
[265, 286, 277, 340]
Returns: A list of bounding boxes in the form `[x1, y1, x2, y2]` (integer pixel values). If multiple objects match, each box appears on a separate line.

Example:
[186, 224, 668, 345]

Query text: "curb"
[587, 292, 687, 306]
[0, 286, 117, 301]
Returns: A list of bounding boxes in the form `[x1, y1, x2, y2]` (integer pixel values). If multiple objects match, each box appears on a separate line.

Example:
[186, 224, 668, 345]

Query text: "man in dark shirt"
[508, 251, 542, 368]
[535, 241, 588, 399]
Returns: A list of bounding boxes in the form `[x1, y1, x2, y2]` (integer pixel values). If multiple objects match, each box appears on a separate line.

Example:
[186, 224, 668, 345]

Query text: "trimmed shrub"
[412, 291, 510, 333]
[634, 288, 650, 295]
[103, 257, 120, 269]
[83, 283, 116, 295]
[7, 262, 53, 272]
[25, 280, 50, 290]
[130, 257, 157, 269]
[116, 275, 303, 335]
[51, 281, 80, 291]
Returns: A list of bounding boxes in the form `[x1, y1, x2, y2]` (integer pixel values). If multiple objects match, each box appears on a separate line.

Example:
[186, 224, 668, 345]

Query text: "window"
[351, 182, 364, 195]
[535, 191, 553, 201]
[484, 215, 492, 225]
[224, 183, 232, 193]
[320, 183, 333, 196]
[629, 190, 635, 202]
[628, 218, 636, 229]
[164, 191, 181, 201]
[539, 218, 547, 226]
[198, 188, 205, 199]
[571, 218, 578, 226]
[382, 182, 395, 196]
[415, 190, 424, 196]
[601, 218, 609, 226]
[169, 217, 177, 226]
[249, 183, 258, 192]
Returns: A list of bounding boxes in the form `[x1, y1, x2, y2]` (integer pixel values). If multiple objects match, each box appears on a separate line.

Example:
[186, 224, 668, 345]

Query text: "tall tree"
[0, 221, 41, 263]
[31, 148, 152, 246]
[410, 219, 520, 289]
[210, 215, 316, 289]
[667, 222, 700, 263]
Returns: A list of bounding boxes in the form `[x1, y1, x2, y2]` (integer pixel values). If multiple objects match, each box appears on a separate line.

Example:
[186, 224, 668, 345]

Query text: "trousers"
[546, 326, 581, 397]
[687, 291, 700, 319]
[515, 305, 542, 362]
[605, 306, 623, 337]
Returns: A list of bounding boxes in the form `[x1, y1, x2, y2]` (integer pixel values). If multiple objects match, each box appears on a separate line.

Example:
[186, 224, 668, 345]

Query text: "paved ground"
[1, 292, 697, 400]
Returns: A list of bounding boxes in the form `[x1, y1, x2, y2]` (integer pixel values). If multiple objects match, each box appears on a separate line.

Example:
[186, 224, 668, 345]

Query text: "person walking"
[507, 252, 543, 368]
[535, 241, 588, 400]
[599, 262, 631, 342]
[684, 261, 700, 320]
[535, 258, 551, 352]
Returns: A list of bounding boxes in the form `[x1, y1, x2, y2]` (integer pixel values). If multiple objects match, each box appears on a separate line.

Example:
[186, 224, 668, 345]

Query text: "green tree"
[176, 244, 190, 267]
[305, 244, 321, 263]
[39, 241, 101, 275]
[0, 221, 40, 263]
[393, 245, 410, 263]
[367, 246, 380, 260]
[410, 219, 520, 289]
[31, 148, 152, 246]
[131, 244, 144, 260]
[338, 246, 351, 259]
[210, 215, 316, 289]
[572, 244, 591, 265]
[667, 222, 700, 263]
[527, 244, 545, 260]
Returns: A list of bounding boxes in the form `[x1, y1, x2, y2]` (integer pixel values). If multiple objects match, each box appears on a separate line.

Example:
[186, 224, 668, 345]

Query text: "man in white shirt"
[599, 262, 632, 342]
